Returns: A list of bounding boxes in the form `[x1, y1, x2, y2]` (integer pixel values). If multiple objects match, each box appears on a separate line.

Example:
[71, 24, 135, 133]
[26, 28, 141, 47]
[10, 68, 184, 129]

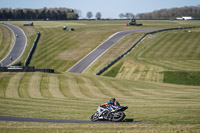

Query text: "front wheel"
[111, 111, 125, 122]
[91, 113, 99, 122]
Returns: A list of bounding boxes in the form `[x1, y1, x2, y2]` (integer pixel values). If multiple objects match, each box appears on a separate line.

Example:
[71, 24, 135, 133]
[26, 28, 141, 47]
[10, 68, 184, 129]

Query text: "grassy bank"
[0, 25, 14, 61]
[0, 72, 200, 124]
[99, 26, 200, 82]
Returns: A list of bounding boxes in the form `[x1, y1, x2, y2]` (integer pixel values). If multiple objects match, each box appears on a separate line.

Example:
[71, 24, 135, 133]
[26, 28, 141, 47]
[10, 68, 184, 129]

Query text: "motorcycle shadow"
[123, 118, 134, 122]
[96, 118, 134, 123]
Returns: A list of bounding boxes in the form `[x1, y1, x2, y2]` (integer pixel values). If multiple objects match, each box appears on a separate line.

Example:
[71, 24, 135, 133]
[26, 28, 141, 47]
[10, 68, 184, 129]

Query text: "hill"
[95, 27, 200, 86]
[0, 20, 200, 132]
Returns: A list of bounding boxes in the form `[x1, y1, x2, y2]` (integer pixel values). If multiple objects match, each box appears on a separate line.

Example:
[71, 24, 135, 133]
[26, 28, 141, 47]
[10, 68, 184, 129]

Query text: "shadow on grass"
[96, 118, 134, 123]
[123, 118, 134, 122]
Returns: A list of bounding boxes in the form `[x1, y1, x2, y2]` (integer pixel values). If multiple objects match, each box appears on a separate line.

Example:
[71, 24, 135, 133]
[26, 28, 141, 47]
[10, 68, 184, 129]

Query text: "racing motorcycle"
[91, 105, 128, 122]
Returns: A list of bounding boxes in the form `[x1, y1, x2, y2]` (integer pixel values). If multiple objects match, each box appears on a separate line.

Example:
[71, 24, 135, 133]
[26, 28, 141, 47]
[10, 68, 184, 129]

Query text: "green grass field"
[163, 71, 200, 86]
[0, 20, 200, 132]
[0, 25, 14, 61]
[97, 26, 200, 84]
[0, 72, 200, 132]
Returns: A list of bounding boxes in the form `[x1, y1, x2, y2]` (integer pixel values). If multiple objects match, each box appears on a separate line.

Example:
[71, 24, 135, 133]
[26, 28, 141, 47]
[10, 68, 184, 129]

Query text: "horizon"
[0, 0, 199, 19]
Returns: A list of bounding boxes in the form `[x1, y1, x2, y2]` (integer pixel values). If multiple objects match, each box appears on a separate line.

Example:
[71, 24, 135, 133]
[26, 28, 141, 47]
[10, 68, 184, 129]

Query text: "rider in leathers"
[102, 98, 120, 112]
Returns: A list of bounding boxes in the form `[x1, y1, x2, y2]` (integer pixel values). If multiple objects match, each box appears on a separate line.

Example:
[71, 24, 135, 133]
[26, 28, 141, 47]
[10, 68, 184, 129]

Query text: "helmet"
[110, 98, 116, 104]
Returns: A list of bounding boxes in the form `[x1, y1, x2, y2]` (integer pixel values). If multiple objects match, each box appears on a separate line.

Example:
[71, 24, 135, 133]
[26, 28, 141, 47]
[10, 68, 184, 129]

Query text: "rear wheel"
[111, 111, 125, 122]
[91, 113, 99, 122]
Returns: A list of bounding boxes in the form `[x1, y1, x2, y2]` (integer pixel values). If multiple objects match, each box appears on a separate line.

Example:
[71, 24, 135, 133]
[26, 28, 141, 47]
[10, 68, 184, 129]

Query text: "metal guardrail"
[24, 32, 40, 67]
[0, 66, 54, 73]
[96, 26, 200, 75]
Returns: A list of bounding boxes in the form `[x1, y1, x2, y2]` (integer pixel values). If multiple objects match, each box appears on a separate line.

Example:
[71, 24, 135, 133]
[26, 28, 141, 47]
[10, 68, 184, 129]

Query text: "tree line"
[137, 6, 200, 20]
[0, 7, 79, 20]
[86, 11, 102, 20]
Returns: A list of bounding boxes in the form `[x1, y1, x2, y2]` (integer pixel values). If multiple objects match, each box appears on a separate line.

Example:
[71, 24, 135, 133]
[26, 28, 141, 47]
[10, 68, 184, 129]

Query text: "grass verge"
[0, 25, 14, 61]
[163, 71, 200, 86]
[103, 62, 123, 77]
[0, 121, 200, 133]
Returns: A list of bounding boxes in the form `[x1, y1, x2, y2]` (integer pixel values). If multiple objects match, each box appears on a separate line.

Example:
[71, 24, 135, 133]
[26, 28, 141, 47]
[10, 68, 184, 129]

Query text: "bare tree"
[87, 11, 93, 20]
[125, 13, 135, 19]
[95, 12, 102, 20]
[137, 6, 200, 19]
[119, 13, 125, 19]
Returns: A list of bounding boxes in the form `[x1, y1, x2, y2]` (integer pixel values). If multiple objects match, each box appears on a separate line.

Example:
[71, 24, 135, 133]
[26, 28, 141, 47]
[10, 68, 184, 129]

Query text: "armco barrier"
[24, 32, 40, 67]
[96, 26, 200, 75]
[0, 66, 54, 73]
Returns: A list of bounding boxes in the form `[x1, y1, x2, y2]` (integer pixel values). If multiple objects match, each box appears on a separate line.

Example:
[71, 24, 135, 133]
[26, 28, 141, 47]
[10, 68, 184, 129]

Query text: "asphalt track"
[67, 29, 159, 73]
[0, 23, 27, 66]
[0, 116, 143, 123]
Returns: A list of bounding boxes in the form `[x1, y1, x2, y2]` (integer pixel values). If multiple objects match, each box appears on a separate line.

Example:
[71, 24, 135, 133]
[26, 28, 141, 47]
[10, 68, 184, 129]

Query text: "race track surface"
[67, 29, 158, 73]
[0, 116, 95, 123]
[0, 116, 141, 123]
[0, 23, 27, 66]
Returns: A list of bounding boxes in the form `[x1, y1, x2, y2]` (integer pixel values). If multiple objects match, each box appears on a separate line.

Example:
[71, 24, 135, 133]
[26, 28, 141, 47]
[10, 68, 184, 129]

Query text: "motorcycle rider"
[102, 98, 120, 112]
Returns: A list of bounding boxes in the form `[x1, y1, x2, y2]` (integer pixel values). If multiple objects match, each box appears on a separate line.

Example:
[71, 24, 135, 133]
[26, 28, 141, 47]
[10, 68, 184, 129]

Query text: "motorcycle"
[91, 105, 128, 122]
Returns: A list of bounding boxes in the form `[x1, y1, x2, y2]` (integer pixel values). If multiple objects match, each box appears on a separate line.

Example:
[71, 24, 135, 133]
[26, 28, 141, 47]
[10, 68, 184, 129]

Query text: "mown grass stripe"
[0, 73, 12, 97]
[74, 76, 95, 98]
[161, 33, 182, 59]
[148, 33, 171, 58]
[90, 77, 113, 97]
[30, 34, 68, 68]
[18, 73, 32, 98]
[59, 76, 75, 99]
[185, 60, 200, 68]
[187, 33, 200, 59]
[175, 33, 195, 58]
[37, 34, 67, 57]
[141, 34, 166, 58]
[100, 79, 126, 97]
[109, 81, 134, 97]
[32, 31, 67, 55]
[48, 75, 65, 98]
[81, 77, 108, 98]
[5, 73, 25, 98]
[170, 33, 189, 58]
[28, 72, 43, 98]
[40, 74, 52, 98]
[66, 74, 90, 99]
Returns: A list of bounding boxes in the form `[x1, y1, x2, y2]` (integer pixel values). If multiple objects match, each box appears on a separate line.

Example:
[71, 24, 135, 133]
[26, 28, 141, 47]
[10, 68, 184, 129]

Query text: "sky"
[0, 0, 199, 18]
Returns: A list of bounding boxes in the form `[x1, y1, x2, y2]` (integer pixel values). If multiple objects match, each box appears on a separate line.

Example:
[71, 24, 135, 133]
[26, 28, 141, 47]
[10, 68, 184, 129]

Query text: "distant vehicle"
[16, 34, 18, 37]
[126, 19, 143, 26]
[24, 22, 33, 26]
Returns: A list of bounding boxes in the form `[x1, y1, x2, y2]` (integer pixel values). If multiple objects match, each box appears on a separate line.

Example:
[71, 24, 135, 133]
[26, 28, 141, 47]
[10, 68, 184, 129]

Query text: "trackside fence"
[96, 26, 200, 75]
[24, 32, 40, 67]
[0, 66, 54, 73]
